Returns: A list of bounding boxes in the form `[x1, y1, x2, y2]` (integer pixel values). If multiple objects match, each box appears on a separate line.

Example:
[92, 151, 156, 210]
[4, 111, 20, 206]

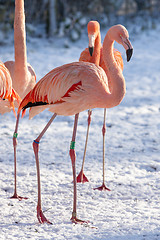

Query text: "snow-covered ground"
[0, 24, 160, 240]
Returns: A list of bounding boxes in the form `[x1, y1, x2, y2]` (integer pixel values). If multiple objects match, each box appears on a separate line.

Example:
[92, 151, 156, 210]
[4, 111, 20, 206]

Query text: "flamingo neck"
[90, 32, 101, 65]
[14, 0, 28, 75]
[102, 34, 126, 107]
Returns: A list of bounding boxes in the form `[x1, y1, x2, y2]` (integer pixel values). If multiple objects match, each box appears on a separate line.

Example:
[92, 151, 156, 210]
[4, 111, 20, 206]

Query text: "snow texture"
[0, 25, 160, 240]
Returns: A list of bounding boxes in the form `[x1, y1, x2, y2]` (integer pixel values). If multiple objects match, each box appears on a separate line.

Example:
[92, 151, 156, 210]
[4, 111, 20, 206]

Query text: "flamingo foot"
[10, 193, 28, 201]
[76, 170, 89, 183]
[37, 206, 52, 224]
[93, 183, 111, 191]
[71, 212, 89, 224]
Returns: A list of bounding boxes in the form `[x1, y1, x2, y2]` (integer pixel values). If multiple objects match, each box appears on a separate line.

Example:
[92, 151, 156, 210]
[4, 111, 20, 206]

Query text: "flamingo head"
[87, 21, 100, 56]
[108, 24, 133, 62]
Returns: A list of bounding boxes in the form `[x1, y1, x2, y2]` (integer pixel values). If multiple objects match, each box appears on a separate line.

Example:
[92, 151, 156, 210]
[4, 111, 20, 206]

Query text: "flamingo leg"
[70, 113, 89, 224]
[76, 110, 92, 183]
[94, 109, 111, 191]
[10, 113, 28, 200]
[33, 113, 57, 224]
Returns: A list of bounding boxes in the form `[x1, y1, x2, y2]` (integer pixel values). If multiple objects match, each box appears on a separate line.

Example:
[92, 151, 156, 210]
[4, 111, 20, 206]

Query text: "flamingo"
[3, 0, 36, 200]
[17, 24, 133, 224]
[0, 62, 20, 116]
[76, 20, 101, 183]
[76, 22, 124, 191]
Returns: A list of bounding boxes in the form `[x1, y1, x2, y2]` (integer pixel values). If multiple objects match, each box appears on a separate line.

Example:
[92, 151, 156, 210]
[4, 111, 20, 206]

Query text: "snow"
[0, 25, 160, 240]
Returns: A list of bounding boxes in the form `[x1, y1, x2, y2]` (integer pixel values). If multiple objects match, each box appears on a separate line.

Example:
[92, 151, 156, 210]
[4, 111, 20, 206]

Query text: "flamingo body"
[4, 60, 36, 99]
[0, 62, 20, 115]
[18, 62, 111, 118]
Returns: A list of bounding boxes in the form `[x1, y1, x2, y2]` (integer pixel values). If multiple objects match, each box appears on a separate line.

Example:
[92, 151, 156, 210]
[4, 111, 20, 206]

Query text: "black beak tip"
[126, 48, 133, 62]
[89, 47, 94, 57]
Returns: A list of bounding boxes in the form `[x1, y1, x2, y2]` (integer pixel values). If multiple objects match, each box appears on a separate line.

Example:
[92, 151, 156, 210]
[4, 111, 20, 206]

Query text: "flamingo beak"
[89, 47, 94, 56]
[88, 34, 96, 56]
[121, 36, 133, 62]
[126, 48, 133, 62]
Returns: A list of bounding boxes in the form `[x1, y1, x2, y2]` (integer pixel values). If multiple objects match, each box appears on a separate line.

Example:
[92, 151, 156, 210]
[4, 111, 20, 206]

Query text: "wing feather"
[0, 62, 21, 116]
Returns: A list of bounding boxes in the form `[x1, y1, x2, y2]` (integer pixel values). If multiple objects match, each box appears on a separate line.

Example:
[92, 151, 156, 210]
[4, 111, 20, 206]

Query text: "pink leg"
[94, 109, 111, 191]
[76, 110, 92, 183]
[10, 113, 28, 200]
[70, 114, 89, 224]
[33, 113, 57, 224]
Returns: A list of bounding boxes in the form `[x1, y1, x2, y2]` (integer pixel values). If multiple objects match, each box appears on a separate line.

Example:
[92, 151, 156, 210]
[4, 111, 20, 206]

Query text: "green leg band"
[13, 133, 18, 138]
[70, 141, 75, 149]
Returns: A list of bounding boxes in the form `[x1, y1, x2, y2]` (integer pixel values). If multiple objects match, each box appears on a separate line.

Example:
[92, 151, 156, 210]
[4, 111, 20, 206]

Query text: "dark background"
[0, 0, 160, 42]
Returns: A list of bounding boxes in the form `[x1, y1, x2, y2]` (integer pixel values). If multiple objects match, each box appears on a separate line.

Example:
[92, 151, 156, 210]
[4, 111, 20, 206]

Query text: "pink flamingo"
[76, 20, 101, 183]
[17, 24, 133, 224]
[3, 0, 36, 200]
[76, 22, 124, 191]
[0, 62, 20, 115]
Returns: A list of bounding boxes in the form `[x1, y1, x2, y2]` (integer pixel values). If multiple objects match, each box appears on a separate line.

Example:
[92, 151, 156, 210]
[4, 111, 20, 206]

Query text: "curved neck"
[102, 33, 126, 107]
[14, 0, 27, 71]
[90, 32, 101, 65]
